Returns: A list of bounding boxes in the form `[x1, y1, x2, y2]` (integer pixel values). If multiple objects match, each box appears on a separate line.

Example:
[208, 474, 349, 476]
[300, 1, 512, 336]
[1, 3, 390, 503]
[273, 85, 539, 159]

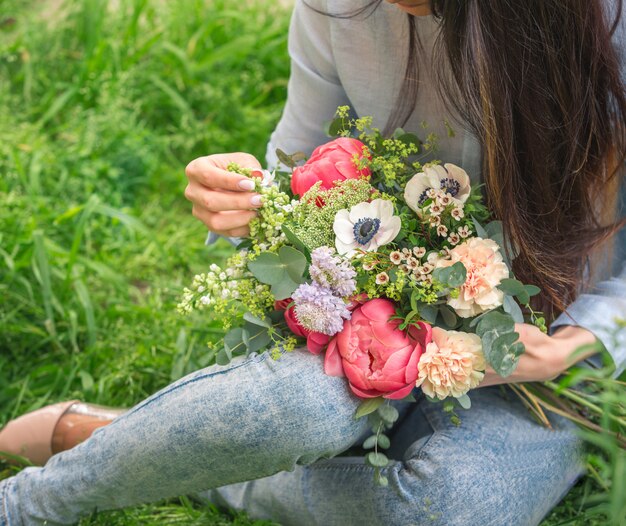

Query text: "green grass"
[0, 1, 623, 524]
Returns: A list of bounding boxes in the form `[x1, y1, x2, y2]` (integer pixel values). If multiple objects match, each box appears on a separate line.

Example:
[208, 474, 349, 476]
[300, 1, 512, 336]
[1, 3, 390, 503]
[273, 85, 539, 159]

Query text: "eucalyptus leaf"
[456, 394, 471, 410]
[216, 347, 231, 366]
[271, 279, 299, 301]
[398, 132, 421, 148]
[439, 305, 458, 328]
[498, 278, 526, 297]
[243, 312, 271, 328]
[279, 246, 308, 284]
[475, 310, 515, 337]
[433, 261, 466, 288]
[483, 331, 524, 377]
[355, 397, 385, 419]
[224, 328, 246, 354]
[503, 295, 524, 324]
[275, 148, 296, 168]
[243, 322, 272, 353]
[281, 224, 310, 259]
[247, 252, 284, 284]
[291, 151, 307, 163]
[420, 305, 438, 324]
[363, 435, 378, 449]
[377, 404, 400, 424]
[472, 217, 488, 238]
[366, 452, 389, 468]
[376, 434, 391, 449]
[524, 284, 541, 297]
[326, 117, 347, 137]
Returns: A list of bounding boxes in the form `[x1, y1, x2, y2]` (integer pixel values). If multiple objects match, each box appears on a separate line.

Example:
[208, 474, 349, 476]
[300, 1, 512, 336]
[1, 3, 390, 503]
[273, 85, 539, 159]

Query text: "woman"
[1, 1, 625, 524]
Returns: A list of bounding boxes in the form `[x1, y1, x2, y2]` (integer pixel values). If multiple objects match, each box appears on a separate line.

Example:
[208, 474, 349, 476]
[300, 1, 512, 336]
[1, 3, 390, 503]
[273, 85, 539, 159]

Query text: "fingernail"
[250, 169, 264, 178]
[250, 195, 263, 206]
[238, 179, 255, 191]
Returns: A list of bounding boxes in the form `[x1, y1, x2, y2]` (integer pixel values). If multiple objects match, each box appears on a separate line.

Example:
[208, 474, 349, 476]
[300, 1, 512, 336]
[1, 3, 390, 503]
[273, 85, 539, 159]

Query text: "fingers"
[185, 186, 262, 212]
[192, 207, 257, 233]
[185, 153, 263, 193]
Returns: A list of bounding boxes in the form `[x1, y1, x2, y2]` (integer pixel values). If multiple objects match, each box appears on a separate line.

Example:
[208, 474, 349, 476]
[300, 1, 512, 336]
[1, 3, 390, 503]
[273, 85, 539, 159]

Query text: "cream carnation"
[436, 237, 509, 317]
[415, 328, 485, 399]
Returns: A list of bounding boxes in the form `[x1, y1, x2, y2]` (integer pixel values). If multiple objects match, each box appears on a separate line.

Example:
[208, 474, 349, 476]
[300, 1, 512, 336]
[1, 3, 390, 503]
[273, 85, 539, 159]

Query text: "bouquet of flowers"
[179, 107, 547, 485]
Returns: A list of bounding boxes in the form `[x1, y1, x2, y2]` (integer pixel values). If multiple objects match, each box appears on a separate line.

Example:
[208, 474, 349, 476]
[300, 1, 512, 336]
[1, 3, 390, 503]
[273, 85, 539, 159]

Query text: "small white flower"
[197, 285, 205, 293]
[226, 268, 234, 278]
[333, 199, 401, 257]
[419, 263, 435, 275]
[390, 251, 403, 265]
[448, 233, 461, 245]
[429, 215, 441, 227]
[407, 257, 419, 270]
[363, 261, 377, 271]
[209, 264, 220, 273]
[219, 272, 227, 281]
[260, 169, 276, 188]
[427, 252, 440, 265]
[413, 246, 426, 258]
[404, 163, 472, 215]
[438, 194, 452, 207]
[221, 289, 231, 299]
[200, 295, 211, 305]
[231, 290, 240, 299]
[458, 225, 471, 238]
[430, 204, 444, 215]
[437, 225, 448, 237]
[451, 207, 465, 221]
[375, 272, 390, 285]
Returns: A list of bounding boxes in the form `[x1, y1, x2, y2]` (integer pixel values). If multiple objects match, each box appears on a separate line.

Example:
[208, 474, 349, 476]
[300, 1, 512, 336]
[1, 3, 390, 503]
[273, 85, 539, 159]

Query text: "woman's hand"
[184, 152, 264, 237]
[480, 324, 598, 387]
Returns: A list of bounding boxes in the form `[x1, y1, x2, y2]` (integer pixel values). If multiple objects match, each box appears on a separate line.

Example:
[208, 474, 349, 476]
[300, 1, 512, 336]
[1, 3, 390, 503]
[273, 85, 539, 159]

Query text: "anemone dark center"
[353, 217, 381, 245]
[440, 178, 461, 197]
[418, 188, 432, 206]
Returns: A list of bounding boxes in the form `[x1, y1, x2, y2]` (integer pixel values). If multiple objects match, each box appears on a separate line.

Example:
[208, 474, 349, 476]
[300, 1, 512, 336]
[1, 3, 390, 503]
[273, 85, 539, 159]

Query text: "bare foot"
[51, 403, 126, 454]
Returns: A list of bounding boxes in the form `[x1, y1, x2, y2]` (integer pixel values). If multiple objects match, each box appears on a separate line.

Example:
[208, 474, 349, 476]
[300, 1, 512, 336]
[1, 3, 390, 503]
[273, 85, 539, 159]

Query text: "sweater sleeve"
[265, 0, 351, 170]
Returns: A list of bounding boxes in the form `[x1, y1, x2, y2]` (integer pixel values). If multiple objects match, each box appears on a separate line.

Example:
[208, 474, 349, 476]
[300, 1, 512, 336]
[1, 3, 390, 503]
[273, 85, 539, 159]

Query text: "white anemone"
[404, 163, 471, 215]
[333, 199, 401, 256]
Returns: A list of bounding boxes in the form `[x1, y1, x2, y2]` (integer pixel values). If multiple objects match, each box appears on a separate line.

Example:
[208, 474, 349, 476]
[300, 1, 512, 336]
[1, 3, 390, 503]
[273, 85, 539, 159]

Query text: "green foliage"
[247, 246, 307, 300]
[289, 179, 381, 251]
[0, 0, 289, 524]
[432, 261, 466, 288]
[475, 311, 525, 377]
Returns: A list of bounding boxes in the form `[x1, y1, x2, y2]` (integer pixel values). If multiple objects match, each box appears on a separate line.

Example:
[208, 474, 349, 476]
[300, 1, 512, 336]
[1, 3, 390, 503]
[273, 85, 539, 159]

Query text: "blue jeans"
[0, 348, 584, 526]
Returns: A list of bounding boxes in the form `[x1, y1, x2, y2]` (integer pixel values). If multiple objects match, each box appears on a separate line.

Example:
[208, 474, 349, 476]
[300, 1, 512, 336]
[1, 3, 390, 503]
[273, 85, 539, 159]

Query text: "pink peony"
[274, 300, 330, 354]
[324, 299, 432, 400]
[435, 237, 509, 317]
[290, 138, 371, 197]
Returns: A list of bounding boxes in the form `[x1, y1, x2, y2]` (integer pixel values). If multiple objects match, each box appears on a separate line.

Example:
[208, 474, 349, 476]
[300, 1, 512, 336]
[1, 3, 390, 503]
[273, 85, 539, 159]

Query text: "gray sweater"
[264, 0, 626, 375]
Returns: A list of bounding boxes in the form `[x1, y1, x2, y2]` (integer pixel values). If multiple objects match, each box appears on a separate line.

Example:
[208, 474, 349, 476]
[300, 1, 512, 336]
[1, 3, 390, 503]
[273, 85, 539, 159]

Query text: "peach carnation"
[415, 328, 486, 399]
[436, 237, 509, 317]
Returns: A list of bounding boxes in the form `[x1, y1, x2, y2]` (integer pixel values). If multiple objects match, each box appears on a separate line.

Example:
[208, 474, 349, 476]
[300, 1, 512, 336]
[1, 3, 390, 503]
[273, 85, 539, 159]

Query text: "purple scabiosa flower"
[292, 282, 351, 335]
[309, 246, 357, 298]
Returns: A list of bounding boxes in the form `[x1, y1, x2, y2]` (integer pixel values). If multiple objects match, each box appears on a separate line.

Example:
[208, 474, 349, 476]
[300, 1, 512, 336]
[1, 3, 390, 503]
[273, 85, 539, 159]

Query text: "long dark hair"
[308, 0, 626, 318]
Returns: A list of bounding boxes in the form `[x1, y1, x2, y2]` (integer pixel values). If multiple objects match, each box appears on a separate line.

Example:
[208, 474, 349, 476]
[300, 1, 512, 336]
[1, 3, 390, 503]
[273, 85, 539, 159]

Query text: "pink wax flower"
[324, 299, 432, 400]
[290, 138, 371, 197]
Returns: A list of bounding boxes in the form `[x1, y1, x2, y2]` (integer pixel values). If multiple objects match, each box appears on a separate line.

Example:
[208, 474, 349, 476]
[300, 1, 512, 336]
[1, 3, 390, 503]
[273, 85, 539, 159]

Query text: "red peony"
[290, 138, 371, 197]
[324, 299, 432, 400]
